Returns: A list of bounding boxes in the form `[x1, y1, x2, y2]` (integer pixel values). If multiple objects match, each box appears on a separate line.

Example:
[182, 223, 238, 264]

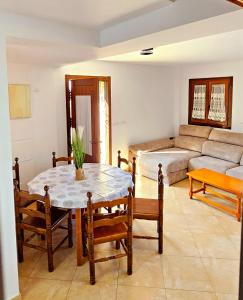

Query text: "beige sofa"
[129, 124, 243, 186]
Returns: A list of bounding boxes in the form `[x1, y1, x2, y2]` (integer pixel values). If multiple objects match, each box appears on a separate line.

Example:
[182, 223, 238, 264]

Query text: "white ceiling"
[102, 29, 243, 65]
[0, 0, 174, 29]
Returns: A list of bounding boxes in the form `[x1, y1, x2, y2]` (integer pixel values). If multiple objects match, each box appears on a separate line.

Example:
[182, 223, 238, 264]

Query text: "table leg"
[75, 208, 83, 266]
[189, 176, 193, 199]
[237, 195, 241, 222]
[202, 182, 206, 194]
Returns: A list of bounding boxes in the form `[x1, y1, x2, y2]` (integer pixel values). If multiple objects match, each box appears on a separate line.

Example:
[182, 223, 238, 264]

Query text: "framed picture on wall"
[9, 84, 31, 119]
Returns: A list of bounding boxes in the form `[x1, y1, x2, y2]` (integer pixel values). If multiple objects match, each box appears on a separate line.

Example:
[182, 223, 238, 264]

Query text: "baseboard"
[11, 294, 21, 300]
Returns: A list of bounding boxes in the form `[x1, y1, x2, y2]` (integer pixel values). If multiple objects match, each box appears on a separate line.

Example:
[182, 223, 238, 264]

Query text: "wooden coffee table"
[187, 168, 243, 221]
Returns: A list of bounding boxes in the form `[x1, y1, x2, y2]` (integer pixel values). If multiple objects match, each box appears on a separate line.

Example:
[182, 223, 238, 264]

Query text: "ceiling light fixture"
[140, 48, 154, 55]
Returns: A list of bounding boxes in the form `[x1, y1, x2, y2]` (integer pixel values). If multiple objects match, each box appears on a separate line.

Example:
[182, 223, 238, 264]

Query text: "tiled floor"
[19, 176, 240, 299]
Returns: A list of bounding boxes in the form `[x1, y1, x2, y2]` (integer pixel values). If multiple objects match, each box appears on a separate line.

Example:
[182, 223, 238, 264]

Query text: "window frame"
[188, 76, 233, 129]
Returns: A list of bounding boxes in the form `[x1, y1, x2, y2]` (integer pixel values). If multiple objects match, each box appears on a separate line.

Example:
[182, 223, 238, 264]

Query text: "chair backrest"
[117, 150, 136, 196]
[14, 180, 52, 228]
[12, 157, 20, 189]
[86, 188, 133, 233]
[52, 152, 73, 168]
[158, 163, 164, 209]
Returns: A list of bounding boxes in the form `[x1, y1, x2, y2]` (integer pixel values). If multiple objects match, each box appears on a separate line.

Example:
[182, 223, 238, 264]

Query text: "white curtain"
[192, 85, 206, 119]
[208, 84, 226, 122]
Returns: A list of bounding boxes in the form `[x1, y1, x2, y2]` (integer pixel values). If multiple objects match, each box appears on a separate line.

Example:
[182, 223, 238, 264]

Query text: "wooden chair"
[85, 188, 133, 285]
[14, 181, 73, 272]
[12, 157, 20, 190]
[133, 163, 164, 254]
[118, 150, 136, 196]
[52, 152, 73, 167]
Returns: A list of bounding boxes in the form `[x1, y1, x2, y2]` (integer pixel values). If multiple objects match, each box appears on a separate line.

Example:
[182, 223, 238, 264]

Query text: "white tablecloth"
[28, 163, 133, 209]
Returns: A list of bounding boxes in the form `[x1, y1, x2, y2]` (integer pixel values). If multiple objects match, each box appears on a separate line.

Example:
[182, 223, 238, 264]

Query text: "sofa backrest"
[202, 128, 243, 164]
[175, 124, 212, 153]
[202, 141, 243, 164]
[179, 124, 212, 138]
[209, 128, 243, 147]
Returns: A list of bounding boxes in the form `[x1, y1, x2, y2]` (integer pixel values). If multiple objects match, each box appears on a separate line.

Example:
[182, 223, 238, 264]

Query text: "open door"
[65, 75, 111, 164]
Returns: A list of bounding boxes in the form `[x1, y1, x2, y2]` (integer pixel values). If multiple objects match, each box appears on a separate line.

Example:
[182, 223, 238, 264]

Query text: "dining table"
[27, 163, 133, 266]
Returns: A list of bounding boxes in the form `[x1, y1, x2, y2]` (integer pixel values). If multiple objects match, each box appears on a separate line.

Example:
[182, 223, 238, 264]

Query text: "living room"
[1, 1, 243, 300]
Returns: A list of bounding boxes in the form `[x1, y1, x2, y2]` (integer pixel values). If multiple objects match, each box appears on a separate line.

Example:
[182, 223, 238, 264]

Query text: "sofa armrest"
[129, 137, 175, 162]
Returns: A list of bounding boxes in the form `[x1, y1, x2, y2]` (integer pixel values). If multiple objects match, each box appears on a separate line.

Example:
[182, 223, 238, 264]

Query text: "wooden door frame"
[65, 75, 112, 164]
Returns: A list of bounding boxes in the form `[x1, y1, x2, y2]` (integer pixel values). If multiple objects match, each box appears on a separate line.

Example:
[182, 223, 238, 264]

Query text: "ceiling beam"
[228, 0, 243, 7]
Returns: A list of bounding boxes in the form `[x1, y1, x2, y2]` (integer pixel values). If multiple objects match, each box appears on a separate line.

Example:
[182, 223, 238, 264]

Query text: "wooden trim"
[11, 294, 22, 300]
[228, 0, 243, 7]
[65, 75, 112, 164]
[188, 76, 233, 129]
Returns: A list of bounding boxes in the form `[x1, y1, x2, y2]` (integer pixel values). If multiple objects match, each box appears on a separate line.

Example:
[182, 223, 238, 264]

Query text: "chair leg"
[127, 237, 132, 275]
[16, 223, 24, 263]
[68, 210, 73, 248]
[115, 240, 120, 250]
[46, 229, 54, 272]
[88, 243, 95, 284]
[81, 214, 88, 257]
[158, 219, 163, 254]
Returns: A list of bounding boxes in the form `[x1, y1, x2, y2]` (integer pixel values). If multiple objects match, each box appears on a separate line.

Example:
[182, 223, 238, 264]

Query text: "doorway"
[65, 75, 112, 164]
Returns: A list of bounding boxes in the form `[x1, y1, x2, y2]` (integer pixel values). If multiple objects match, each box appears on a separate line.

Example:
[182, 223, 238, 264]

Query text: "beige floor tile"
[164, 198, 182, 214]
[18, 247, 43, 277]
[132, 219, 160, 252]
[216, 293, 238, 300]
[19, 276, 29, 292]
[216, 216, 241, 236]
[30, 247, 77, 281]
[164, 213, 189, 232]
[162, 256, 213, 292]
[163, 230, 200, 257]
[178, 197, 214, 215]
[192, 232, 238, 259]
[118, 251, 164, 288]
[185, 215, 224, 234]
[67, 281, 117, 300]
[166, 289, 217, 300]
[21, 278, 71, 300]
[202, 258, 239, 294]
[117, 285, 166, 300]
[73, 252, 119, 284]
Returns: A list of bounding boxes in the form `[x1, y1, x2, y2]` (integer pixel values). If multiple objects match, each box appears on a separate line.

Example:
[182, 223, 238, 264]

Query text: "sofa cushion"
[188, 156, 238, 174]
[139, 147, 201, 176]
[202, 141, 243, 164]
[129, 138, 174, 162]
[209, 128, 243, 147]
[179, 124, 212, 138]
[226, 166, 243, 180]
[175, 136, 206, 153]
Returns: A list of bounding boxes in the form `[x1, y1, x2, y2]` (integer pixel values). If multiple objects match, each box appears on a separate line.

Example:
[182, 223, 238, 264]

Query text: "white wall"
[0, 36, 20, 300]
[177, 60, 243, 133]
[8, 63, 62, 187]
[8, 60, 176, 184]
[60, 60, 177, 164]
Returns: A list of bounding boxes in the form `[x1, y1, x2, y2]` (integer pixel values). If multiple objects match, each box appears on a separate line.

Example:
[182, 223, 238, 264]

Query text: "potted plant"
[72, 127, 85, 180]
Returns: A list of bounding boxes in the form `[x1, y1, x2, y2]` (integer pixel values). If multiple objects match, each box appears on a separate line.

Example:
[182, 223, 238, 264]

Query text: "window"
[188, 77, 233, 129]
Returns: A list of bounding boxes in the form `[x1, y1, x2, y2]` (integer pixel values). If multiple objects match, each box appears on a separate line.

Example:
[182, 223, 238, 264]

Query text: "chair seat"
[94, 223, 128, 245]
[133, 198, 159, 220]
[23, 208, 69, 230]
